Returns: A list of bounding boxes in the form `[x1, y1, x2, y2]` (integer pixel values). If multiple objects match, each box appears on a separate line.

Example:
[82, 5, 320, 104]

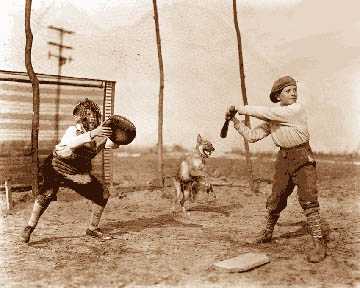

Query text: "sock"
[306, 210, 322, 239]
[27, 201, 46, 228]
[265, 213, 280, 231]
[88, 203, 105, 231]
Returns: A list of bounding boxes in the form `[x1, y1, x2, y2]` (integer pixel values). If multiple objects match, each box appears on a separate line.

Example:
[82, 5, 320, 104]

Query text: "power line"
[47, 25, 74, 141]
[48, 25, 74, 67]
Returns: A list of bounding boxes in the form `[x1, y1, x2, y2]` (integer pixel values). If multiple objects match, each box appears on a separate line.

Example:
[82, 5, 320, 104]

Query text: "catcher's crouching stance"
[21, 98, 136, 243]
[172, 134, 216, 216]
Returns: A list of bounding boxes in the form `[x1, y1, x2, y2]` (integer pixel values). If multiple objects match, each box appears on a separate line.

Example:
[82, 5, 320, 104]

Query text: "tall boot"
[255, 213, 280, 243]
[305, 210, 327, 263]
[21, 200, 48, 243]
[86, 202, 112, 240]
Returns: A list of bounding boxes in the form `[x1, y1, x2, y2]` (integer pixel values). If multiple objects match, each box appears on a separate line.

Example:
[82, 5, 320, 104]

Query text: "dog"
[172, 134, 216, 215]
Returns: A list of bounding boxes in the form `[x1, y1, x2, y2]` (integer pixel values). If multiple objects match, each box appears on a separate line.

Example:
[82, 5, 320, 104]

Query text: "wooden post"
[25, 0, 40, 198]
[232, 0, 255, 193]
[5, 178, 12, 210]
[152, 0, 165, 188]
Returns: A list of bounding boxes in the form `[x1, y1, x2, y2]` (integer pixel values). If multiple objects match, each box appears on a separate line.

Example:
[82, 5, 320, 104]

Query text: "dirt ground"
[1, 154, 360, 288]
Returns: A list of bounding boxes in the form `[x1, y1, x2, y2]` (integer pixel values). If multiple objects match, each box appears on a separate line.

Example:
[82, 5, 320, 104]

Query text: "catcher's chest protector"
[52, 154, 92, 175]
[53, 136, 107, 176]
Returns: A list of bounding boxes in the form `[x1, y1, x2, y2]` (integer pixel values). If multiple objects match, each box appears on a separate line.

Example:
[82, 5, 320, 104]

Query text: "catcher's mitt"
[103, 115, 136, 145]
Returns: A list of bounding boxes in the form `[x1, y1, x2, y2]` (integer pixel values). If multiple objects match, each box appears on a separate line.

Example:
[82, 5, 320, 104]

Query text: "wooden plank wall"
[0, 70, 115, 190]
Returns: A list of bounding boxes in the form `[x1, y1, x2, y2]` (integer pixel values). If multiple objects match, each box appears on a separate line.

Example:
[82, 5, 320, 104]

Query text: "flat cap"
[269, 76, 297, 103]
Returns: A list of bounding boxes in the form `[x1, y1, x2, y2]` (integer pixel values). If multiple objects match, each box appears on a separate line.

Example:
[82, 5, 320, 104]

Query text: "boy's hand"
[90, 122, 112, 138]
[225, 105, 238, 120]
[236, 106, 246, 115]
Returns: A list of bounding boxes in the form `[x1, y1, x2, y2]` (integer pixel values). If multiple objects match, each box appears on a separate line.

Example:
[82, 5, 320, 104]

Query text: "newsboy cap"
[269, 76, 297, 103]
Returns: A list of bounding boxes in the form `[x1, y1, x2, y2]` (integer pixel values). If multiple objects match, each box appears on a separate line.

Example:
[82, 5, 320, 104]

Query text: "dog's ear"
[197, 134, 202, 144]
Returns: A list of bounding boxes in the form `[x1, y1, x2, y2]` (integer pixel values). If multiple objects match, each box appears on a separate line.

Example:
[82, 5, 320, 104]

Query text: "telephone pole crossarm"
[48, 41, 73, 50]
[48, 25, 74, 35]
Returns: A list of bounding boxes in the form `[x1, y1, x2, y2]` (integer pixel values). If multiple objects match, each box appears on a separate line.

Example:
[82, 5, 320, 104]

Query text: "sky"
[0, 0, 359, 154]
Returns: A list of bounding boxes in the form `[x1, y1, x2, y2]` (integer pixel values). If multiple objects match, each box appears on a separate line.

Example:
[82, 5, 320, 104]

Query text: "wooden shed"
[0, 69, 115, 192]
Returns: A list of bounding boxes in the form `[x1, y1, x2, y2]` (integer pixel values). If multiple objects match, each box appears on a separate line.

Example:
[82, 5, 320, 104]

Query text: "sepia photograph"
[0, 0, 359, 287]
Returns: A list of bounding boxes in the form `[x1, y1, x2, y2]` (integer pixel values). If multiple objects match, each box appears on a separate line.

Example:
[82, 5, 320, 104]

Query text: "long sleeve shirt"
[55, 125, 118, 159]
[234, 103, 310, 148]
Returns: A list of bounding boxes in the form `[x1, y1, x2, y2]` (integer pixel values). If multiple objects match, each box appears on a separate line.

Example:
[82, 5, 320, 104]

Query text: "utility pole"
[48, 25, 74, 141]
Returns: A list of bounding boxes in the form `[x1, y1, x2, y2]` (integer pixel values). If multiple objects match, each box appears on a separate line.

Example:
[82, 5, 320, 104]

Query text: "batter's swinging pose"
[226, 76, 328, 263]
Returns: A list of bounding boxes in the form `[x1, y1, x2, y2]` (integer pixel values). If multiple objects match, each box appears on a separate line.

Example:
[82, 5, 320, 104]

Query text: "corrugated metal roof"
[0, 70, 107, 88]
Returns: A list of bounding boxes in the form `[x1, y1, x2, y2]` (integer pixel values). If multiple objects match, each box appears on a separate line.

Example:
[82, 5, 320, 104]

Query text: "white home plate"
[212, 252, 270, 272]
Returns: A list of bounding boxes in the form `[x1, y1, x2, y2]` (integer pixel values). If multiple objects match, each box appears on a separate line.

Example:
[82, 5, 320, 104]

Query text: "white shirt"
[234, 103, 310, 148]
[55, 124, 118, 159]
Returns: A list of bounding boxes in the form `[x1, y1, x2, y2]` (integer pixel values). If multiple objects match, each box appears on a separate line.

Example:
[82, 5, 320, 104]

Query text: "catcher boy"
[226, 76, 327, 263]
[21, 98, 135, 243]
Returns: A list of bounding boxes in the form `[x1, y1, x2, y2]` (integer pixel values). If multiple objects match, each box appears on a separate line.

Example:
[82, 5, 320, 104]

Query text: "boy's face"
[85, 109, 98, 131]
[277, 85, 297, 106]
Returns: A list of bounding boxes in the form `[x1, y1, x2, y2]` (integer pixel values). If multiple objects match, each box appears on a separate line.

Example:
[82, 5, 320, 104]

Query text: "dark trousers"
[36, 154, 109, 208]
[266, 143, 320, 216]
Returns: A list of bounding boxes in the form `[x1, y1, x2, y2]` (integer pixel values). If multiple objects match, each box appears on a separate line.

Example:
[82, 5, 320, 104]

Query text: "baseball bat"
[220, 119, 231, 138]
[220, 106, 237, 138]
